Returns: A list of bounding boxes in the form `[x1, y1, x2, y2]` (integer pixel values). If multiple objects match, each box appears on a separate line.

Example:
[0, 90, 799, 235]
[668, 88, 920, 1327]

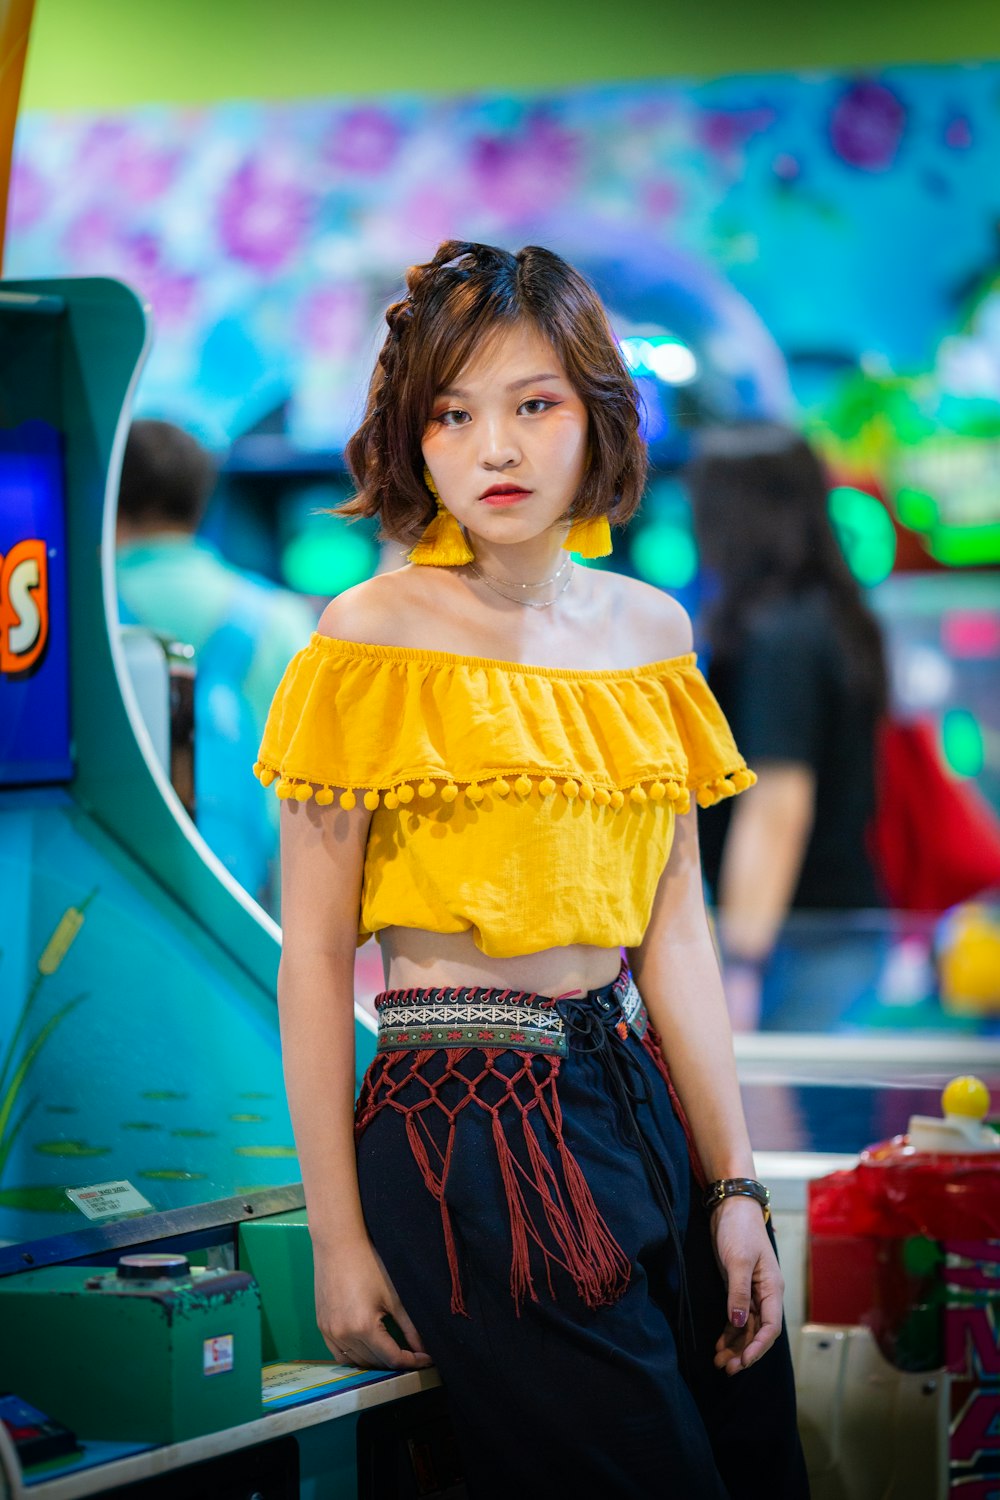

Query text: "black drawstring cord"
[551, 994, 696, 1369]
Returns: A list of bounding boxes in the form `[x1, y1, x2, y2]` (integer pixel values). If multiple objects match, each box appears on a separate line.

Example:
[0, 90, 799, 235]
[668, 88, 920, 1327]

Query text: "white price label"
[65, 1180, 153, 1220]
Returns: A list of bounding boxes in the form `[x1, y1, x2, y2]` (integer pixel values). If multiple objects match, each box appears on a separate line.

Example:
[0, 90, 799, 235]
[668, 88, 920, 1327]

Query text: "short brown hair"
[339, 241, 647, 543]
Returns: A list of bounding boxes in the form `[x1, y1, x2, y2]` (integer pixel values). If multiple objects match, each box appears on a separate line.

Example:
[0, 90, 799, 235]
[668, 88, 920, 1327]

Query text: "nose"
[479, 413, 521, 471]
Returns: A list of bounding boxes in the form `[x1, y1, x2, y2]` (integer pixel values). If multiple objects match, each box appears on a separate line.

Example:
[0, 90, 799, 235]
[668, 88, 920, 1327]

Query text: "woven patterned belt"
[374, 965, 648, 1058]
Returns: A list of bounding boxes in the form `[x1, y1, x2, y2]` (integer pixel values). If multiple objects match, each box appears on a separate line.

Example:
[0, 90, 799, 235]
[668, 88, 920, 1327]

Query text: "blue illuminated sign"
[0, 420, 72, 785]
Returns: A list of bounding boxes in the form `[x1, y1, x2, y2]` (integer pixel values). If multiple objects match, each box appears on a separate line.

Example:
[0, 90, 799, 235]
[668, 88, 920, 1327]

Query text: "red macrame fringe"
[355, 1046, 632, 1317]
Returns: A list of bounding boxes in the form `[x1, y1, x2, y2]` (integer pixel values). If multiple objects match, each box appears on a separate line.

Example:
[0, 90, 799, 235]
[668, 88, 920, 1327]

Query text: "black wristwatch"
[703, 1177, 771, 1223]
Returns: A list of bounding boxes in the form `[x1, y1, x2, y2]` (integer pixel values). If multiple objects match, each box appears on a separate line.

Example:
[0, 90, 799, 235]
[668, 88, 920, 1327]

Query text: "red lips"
[480, 485, 531, 504]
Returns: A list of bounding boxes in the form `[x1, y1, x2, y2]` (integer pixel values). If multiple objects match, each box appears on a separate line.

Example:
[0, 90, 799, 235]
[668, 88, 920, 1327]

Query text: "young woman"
[687, 424, 888, 1033]
[255, 242, 808, 1498]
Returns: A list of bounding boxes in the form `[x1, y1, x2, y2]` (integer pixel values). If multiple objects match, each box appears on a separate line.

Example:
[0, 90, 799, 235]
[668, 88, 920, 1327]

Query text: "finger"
[739, 1292, 783, 1367]
[364, 1324, 434, 1371]
[719, 1329, 756, 1376]
[723, 1257, 754, 1333]
[390, 1303, 431, 1359]
[713, 1305, 761, 1368]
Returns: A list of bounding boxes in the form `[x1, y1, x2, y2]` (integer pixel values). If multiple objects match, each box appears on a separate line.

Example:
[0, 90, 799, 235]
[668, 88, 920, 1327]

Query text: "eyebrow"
[436, 372, 565, 399]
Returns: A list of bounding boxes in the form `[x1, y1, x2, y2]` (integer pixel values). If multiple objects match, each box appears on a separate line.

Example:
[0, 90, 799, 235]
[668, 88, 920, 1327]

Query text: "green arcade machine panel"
[0, 282, 452, 1499]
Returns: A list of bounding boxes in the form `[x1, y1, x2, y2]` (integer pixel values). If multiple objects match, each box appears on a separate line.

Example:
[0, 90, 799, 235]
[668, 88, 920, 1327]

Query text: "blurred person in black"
[686, 424, 889, 1032]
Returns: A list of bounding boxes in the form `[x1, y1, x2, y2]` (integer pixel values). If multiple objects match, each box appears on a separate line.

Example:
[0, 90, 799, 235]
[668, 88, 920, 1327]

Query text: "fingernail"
[730, 1308, 747, 1329]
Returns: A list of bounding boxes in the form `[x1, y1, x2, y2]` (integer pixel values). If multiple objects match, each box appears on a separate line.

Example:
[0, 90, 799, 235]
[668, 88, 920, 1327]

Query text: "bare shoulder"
[597, 570, 693, 662]
[316, 567, 417, 645]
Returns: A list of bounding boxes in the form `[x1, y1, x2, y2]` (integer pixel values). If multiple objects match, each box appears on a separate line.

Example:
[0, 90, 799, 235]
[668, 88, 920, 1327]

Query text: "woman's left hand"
[709, 1194, 784, 1376]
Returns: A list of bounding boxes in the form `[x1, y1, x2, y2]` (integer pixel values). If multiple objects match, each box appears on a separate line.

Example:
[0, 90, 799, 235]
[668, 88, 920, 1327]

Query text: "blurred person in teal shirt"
[117, 420, 315, 912]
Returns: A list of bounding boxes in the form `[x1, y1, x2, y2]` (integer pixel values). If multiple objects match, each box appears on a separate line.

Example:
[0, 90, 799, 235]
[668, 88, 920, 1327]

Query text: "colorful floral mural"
[6, 66, 998, 465]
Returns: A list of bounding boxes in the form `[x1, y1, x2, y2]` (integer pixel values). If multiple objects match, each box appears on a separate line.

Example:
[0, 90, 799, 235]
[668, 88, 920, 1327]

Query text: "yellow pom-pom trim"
[263, 765, 756, 819]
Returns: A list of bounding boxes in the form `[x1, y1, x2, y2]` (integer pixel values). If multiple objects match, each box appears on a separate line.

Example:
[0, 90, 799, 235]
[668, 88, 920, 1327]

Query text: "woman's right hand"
[313, 1239, 434, 1371]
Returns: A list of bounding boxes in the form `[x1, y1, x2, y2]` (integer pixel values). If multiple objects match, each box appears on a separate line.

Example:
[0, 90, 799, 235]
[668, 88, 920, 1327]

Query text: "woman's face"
[421, 321, 589, 550]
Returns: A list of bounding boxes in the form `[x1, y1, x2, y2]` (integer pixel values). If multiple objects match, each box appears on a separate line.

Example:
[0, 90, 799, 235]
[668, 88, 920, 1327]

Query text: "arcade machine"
[0, 279, 450, 1498]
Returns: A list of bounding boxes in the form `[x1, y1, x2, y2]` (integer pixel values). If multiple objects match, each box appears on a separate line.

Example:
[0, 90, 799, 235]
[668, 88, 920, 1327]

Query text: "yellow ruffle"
[254, 635, 754, 813]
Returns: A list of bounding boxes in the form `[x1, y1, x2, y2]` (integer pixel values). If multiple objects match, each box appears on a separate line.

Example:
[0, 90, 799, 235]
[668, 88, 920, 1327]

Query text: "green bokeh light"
[281, 524, 376, 596]
[941, 709, 984, 779]
[894, 486, 939, 531]
[629, 522, 698, 589]
[828, 486, 897, 586]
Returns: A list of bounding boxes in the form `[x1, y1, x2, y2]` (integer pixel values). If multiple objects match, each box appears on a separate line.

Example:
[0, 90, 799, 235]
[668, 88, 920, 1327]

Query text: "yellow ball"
[942, 1075, 990, 1120]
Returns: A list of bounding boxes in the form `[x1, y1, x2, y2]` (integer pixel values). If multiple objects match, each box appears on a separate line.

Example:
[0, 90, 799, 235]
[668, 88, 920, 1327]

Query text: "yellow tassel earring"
[408, 466, 476, 566]
[563, 513, 613, 559]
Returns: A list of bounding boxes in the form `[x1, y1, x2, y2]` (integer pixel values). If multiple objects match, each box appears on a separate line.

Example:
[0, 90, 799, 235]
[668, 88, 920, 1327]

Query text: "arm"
[279, 794, 432, 1371]
[716, 761, 816, 1030]
[626, 805, 783, 1375]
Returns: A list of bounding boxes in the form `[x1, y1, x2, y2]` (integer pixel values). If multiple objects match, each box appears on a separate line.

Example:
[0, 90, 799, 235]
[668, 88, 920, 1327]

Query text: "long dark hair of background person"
[686, 423, 887, 713]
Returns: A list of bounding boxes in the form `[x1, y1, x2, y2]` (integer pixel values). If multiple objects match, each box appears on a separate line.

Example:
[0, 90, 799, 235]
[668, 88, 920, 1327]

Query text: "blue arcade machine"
[0, 280, 449, 1498]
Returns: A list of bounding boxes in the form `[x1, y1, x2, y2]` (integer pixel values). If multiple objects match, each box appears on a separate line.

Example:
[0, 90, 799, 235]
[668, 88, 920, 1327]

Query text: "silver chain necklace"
[470, 553, 571, 589]
[468, 559, 574, 610]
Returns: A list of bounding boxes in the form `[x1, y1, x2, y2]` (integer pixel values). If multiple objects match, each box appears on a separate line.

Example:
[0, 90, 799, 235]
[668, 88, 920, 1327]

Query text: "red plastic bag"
[869, 718, 1000, 912]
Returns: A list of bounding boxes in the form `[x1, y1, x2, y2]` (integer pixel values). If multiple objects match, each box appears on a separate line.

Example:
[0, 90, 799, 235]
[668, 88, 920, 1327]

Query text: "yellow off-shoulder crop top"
[254, 635, 755, 958]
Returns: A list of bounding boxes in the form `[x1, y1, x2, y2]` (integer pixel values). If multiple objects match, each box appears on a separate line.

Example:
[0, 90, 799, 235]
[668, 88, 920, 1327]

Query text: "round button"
[116, 1253, 190, 1280]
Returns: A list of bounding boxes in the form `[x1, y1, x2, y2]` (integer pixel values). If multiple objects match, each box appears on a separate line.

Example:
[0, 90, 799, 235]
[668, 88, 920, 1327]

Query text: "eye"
[519, 398, 559, 415]
[433, 408, 470, 427]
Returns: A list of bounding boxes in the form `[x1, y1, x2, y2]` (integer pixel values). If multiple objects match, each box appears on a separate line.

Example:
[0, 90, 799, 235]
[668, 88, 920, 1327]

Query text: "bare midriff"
[378, 924, 623, 999]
